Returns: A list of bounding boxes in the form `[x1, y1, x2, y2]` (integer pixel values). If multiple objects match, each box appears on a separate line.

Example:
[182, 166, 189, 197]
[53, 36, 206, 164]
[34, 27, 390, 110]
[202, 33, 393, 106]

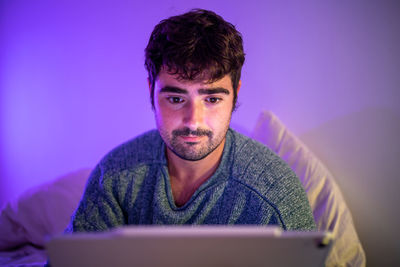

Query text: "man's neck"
[166, 139, 226, 207]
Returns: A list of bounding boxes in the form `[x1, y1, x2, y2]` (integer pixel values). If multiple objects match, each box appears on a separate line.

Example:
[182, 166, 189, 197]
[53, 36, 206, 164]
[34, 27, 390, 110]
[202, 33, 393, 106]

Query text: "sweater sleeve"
[65, 164, 125, 233]
[229, 130, 316, 231]
[274, 166, 316, 231]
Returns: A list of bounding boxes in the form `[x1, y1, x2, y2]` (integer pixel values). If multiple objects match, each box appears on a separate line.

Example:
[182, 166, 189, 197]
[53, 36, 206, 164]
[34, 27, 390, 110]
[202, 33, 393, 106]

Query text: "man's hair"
[145, 9, 245, 110]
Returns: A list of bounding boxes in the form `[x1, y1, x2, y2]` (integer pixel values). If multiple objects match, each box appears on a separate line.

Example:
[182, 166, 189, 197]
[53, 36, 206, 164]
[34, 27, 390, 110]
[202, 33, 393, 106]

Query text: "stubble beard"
[161, 126, 229, 161]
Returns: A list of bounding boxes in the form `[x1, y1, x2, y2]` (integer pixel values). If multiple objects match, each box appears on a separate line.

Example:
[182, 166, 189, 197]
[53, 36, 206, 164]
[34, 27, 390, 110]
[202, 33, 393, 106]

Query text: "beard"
[162, 127, 227, 161]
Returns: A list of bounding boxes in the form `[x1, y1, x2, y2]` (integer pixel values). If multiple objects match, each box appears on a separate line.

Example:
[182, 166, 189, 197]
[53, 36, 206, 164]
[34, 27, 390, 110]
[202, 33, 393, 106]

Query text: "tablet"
[46, 226, 333, 267]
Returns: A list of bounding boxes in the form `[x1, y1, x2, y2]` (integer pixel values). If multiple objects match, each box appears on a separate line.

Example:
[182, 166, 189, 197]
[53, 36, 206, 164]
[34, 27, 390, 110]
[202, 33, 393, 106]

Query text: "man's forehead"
[156, 69, 233, 89]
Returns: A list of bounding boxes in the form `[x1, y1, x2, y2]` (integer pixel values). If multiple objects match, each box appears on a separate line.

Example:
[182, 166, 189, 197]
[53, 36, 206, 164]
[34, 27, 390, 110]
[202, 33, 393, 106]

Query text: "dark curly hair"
[145, 9, 245, 110]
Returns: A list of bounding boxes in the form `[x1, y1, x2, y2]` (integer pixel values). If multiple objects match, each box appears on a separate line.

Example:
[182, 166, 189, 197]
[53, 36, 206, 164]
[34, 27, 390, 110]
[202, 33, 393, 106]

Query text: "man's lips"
[179, 135, 204, 142]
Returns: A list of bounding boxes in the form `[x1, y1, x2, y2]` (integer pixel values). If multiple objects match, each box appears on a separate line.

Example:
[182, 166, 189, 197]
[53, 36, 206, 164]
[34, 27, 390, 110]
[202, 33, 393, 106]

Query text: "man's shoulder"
[99, 129, 165, 170]
[228, 128, 282, 168]
[227, 129, 315, 231]
[227, 129, 299, 192]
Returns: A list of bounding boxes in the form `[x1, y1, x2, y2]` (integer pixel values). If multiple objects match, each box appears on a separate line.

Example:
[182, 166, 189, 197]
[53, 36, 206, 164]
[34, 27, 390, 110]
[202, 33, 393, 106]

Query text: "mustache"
[172, 127, 213, 138]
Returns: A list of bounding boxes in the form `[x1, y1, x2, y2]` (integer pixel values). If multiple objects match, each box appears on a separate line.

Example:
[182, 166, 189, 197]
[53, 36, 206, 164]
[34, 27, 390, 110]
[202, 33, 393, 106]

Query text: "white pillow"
[252, 110, 366, 267]
[0, 168, 91, 251]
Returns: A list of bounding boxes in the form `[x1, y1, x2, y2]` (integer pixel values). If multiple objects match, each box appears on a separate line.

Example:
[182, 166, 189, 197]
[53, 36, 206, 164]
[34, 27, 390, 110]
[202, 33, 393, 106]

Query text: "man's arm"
[65, 164, 125, 233]
[273, 169, 316, 231]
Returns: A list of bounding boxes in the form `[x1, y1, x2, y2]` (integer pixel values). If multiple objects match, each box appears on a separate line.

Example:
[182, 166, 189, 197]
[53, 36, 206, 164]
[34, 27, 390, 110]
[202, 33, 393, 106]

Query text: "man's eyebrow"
[159, 86, 188, 94]
[198, 88, 230, 95]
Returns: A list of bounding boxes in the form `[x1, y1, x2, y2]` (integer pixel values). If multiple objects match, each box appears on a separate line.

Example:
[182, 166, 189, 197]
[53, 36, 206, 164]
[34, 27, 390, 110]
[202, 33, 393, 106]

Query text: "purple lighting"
[1, 2, 399, 266]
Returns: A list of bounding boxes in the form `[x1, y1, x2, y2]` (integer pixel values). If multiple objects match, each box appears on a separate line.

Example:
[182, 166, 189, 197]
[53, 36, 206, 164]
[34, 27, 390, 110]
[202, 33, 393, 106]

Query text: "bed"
[0, 110, 365, 266]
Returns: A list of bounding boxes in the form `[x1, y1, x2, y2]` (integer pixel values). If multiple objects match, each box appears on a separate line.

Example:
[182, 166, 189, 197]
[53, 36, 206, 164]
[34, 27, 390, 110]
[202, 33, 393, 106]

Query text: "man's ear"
[237, 80, 242, 94]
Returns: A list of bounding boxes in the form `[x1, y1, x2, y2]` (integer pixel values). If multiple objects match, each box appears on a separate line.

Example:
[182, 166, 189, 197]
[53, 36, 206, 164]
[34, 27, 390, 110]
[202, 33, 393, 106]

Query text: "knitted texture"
[68, 129, 315, 232]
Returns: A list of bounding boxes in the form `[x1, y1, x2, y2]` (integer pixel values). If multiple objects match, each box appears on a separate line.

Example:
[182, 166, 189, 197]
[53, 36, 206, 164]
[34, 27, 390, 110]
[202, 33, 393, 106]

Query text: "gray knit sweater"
[68, 129, 316, 232]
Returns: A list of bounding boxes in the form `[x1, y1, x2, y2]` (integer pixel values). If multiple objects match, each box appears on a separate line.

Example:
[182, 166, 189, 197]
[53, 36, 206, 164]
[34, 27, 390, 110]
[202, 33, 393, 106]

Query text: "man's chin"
[184, 142, 200, 146]
[166, 134, 225, 162]
[169, 146, 213, 162]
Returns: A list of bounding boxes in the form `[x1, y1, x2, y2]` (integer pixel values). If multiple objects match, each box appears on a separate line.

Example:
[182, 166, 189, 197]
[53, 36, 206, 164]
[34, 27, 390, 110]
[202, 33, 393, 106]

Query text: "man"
[68, 9, 315, 232]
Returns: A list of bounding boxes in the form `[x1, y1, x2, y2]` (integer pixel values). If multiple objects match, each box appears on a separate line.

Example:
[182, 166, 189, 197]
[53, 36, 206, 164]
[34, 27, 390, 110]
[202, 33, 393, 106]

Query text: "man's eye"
[206, 97, 221, 104]
[167, 97, 184, 104]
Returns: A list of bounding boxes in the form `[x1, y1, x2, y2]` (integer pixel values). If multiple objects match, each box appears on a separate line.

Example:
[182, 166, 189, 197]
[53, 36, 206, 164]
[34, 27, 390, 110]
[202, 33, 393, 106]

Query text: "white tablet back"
[47, 226, 332, 267]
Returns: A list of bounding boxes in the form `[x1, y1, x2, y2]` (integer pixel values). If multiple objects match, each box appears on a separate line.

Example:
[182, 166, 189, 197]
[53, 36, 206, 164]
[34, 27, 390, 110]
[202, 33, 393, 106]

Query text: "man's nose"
[183, 101, 204, 128]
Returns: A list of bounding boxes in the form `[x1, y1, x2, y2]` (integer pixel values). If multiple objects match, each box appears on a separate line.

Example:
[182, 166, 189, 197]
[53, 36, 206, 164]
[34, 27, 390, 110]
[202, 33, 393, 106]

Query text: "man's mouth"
[179, 135, 204, 142]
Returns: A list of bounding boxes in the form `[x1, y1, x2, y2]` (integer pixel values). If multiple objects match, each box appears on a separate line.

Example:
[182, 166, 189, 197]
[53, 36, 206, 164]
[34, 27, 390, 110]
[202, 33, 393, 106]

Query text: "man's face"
[153, 70, 238, 161]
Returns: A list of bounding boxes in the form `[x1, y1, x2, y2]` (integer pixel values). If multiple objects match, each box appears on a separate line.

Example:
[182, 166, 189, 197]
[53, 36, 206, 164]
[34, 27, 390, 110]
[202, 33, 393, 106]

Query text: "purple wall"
[1, 1, 399, 266]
